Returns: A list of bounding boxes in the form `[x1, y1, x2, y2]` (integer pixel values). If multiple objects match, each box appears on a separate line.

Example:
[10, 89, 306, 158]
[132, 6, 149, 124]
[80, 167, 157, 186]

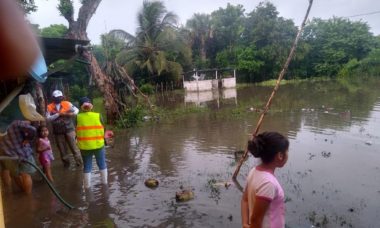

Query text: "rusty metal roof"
[40, 37, 90, 65]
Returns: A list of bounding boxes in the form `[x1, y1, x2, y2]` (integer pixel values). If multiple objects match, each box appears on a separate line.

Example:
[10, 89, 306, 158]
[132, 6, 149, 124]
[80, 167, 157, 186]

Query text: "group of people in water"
[0, 0, 291, 226]
[0, 90, 109, 194]
[0, 90, 290, 227]
[0, 89, 290, 228]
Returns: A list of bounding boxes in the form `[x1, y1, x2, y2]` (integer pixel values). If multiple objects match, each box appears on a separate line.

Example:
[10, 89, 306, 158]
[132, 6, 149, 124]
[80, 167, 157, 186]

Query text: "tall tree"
[57, 0, 120, 121]
[302, 17, 373, 77]
[115, 1, 190, 84]
[186, 13, 212, 65]
[211, 3, 245, 52]
[243, 2, 297, 81]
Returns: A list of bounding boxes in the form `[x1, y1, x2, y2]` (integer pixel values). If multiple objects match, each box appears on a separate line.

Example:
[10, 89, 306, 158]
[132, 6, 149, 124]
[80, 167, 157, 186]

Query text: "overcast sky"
[29, 0, 380, 44]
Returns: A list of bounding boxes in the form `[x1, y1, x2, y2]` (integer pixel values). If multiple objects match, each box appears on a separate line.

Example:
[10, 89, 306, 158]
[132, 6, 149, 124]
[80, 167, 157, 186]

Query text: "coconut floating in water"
[175, 190, 194, 202]
[144, 178, 159, 188]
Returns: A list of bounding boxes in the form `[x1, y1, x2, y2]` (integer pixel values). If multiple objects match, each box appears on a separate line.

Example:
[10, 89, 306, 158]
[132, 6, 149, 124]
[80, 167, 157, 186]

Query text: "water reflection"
[185, 88, 237, 107]
[4, 79, 380, 228]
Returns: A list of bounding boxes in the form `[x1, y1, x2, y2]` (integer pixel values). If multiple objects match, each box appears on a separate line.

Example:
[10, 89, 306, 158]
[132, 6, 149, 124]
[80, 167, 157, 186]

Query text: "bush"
[70, 84, 87, 102]
[139, 84, 154, 95]
[117, 105, 147, 128]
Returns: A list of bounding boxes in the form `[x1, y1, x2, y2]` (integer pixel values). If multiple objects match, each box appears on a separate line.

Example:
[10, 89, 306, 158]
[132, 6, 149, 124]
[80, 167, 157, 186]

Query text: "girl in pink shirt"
[37, 126, 54, 182]
[241, 132, 289, 228]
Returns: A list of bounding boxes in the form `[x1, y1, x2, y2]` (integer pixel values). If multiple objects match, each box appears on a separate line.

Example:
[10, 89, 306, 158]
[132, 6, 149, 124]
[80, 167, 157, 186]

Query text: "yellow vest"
[76, 112, 104, 150]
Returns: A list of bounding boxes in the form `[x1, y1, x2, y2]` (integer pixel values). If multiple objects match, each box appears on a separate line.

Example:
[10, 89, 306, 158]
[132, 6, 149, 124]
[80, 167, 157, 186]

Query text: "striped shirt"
[0, 120, 36, 159]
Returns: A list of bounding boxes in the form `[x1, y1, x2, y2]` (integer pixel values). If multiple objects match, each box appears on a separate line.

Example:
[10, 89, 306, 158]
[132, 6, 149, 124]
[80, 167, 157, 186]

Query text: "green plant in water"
[117, 105, 147, 128]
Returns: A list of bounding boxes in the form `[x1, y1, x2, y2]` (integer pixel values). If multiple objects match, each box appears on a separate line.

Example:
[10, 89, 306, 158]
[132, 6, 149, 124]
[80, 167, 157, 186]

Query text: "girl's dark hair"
[37, 125, 48, 138]
[248, 132, 289, 164]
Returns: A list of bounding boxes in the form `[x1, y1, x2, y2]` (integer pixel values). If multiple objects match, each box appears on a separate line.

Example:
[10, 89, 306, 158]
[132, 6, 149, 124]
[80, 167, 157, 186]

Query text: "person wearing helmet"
[46, 90, 83, 167]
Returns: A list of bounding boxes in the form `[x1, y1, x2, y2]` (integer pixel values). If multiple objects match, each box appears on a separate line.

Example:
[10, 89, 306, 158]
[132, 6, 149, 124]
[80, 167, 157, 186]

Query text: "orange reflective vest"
[47, 101, 72, 114]
[76, 112, 104, 150]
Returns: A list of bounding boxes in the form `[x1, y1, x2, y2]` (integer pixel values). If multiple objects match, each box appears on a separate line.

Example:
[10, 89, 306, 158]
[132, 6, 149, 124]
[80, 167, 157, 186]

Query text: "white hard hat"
[52, 90, 63, 97]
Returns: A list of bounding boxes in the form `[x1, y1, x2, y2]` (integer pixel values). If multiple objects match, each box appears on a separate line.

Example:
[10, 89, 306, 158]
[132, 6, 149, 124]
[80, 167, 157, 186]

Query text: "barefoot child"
[241, 132, 289, 228]
[37, 126, 54, 182]
[76, 97, 107, 188]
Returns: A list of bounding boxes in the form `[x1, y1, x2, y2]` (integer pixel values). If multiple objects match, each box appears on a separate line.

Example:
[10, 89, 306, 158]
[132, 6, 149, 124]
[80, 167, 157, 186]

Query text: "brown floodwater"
[3, 78, 380, 227]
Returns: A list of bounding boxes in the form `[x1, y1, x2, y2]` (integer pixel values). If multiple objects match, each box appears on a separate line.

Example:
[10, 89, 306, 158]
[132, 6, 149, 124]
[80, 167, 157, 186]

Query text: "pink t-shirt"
[246, 166, 285, 228]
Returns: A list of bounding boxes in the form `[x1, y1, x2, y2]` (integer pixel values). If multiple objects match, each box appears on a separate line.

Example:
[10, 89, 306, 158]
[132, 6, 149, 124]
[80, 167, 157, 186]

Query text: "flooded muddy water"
[3, 79, 380, 227]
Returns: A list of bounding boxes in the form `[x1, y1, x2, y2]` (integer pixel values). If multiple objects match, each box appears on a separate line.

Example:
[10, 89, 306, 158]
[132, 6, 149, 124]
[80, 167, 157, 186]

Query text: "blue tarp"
[28, 51, 48, 83]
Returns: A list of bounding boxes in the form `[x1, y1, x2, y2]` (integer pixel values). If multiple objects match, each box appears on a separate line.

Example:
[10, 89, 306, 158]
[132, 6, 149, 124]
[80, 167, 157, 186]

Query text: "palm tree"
[186, 13, 213, 62]
[113, 0, 190, 83]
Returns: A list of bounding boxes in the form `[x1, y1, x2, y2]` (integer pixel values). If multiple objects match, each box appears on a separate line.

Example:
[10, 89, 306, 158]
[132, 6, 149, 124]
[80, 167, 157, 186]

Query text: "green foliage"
[18, 0, 37, 14]
[92, 45, 107, 66]
[256, 77, 330, 87]
[96, 1, 380, 89]
[117, 105, 147, 128]
[337, 59, 360, 78]
[139, 84, 154, 95]
[112, 1, 190, 84]
[338, 48, 380, 78]
[211, 3, 245, 50]
[39, 24, 68, 38]
[186, 13, 212, 65]
[236, 46, 264, 82]
[243, 2, 297, 81]
[58, 0, 74, 19]
[100, 33, 126, 62]
[92, 97, 107, 123]
[70, 84, 87, 102]
[302, 17, 373, 77]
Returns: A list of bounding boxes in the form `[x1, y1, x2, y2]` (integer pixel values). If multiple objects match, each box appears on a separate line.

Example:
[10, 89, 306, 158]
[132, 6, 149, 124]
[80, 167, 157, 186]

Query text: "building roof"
[40, 37, 90, 65]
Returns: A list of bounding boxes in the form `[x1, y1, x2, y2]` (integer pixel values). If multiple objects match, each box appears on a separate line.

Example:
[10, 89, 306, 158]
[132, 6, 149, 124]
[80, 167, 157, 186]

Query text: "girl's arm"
[250, 198, 270, 228]
[241, 186, 250, 228]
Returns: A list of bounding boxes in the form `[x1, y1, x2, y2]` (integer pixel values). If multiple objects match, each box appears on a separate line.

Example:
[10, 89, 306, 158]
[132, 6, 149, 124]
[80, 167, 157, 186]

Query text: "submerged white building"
[183, 69, 236, 92]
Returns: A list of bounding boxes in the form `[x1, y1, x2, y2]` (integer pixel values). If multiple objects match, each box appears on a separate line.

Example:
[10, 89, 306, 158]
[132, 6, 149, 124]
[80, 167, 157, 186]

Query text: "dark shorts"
[0, 156, 37, 176]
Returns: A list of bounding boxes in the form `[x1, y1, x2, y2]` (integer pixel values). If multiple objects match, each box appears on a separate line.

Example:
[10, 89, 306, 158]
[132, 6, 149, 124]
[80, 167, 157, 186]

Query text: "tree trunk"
[88, 55, 119, 122]
[200, 35, 206, 62]
[60, 0, 120, 122]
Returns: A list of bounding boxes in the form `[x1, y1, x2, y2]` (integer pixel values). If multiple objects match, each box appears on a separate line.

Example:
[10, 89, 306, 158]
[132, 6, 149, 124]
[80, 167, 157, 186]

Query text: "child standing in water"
[37, 126, 54, 182]
[241, 132, 289, 228]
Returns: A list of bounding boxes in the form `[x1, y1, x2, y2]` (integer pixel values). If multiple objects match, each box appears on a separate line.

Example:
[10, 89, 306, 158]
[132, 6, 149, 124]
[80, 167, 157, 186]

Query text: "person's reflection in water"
[85, 184, 115, 227]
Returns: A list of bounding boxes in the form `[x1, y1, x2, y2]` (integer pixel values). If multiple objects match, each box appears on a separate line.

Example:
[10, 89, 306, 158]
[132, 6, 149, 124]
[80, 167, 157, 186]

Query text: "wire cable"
[0, 156, 75, 209]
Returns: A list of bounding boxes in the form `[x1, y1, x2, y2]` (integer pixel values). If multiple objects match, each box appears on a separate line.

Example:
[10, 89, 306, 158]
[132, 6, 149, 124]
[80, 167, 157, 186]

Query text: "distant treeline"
[38, 1, 380, 85]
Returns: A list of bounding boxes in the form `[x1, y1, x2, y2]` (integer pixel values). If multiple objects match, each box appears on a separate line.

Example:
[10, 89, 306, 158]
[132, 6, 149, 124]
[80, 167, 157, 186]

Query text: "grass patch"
[256, 77, 331, 87]
[154, 105, 207, 122]
[93, 97, 107, 121]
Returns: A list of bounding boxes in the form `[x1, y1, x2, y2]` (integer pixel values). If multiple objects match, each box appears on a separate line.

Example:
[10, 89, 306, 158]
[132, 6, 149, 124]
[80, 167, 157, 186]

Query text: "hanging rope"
[0, 156, 75, 209]
[232, 0, 314, 180]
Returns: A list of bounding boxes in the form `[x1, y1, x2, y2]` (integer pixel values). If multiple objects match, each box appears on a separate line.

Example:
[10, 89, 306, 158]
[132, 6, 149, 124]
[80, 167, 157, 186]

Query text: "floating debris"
[247, 107, 262, 113]
[143, 116, 151, 121]
[365, 141, 372, 146]
[211, 181, 232, 189]
[321, 151, 331, 158]
[144, 178, 159, 188]
[176, 190, 194, 202]
[308, 153, 316, 160]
